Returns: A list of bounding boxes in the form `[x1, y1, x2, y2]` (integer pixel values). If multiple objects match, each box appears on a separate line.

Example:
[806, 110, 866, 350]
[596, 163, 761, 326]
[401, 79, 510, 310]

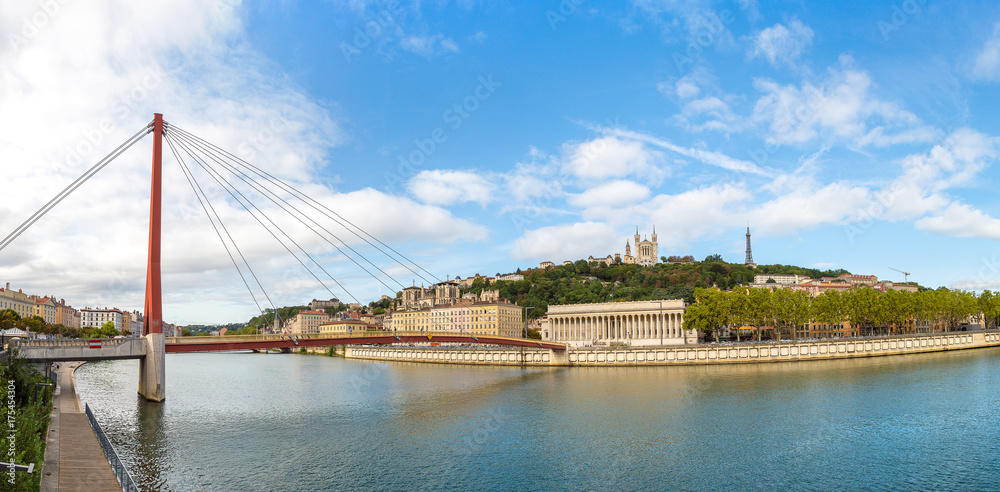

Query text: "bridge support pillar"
[549, 348, 569, 366]
[138, 333, 165, 402]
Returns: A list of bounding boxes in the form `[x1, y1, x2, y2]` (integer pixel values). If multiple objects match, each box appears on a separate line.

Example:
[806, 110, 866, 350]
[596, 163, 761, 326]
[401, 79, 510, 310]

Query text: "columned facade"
[540, 300, 697, 347]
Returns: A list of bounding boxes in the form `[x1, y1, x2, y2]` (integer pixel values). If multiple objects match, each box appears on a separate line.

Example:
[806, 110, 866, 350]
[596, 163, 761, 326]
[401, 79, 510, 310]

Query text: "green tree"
[980, 290, 1000, 330]
[0, 308, 20, 331]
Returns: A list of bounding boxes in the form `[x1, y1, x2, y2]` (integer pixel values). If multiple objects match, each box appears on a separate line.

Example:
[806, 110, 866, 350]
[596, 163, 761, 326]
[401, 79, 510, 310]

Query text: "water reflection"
[73, 348, 1000, 491]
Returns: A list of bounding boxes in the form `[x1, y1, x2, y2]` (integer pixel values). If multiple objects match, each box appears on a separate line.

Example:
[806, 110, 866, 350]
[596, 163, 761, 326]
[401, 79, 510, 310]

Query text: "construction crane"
[889, 267, 911, 283]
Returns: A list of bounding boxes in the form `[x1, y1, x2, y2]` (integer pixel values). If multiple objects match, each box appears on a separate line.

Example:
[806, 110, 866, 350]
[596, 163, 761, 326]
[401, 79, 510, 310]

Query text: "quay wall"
[344, 331, 1000, 366]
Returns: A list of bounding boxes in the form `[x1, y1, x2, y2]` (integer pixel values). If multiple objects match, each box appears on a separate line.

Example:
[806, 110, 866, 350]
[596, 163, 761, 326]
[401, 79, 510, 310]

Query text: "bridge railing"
[11, 338, 136, 349]
[165, 331, 562, 346]
[85, 403, 139, 492]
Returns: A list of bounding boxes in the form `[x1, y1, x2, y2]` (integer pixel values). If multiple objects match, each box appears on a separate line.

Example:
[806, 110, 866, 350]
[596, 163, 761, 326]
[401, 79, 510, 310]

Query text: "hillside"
[466, 257, 850, 319]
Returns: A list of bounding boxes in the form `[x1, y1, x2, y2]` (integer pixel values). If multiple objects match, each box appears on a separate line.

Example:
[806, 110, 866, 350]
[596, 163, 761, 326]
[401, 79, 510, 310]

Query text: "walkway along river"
[73, 337, 1000, 491]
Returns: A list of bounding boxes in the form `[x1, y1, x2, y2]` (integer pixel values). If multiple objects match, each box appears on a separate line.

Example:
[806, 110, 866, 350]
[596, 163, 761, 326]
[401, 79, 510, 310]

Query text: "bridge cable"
[169, 127, 412, 291]
[167, 125, 443, 286]
[165, 129, 360, 305]
[163, 127, 273, 317]
[0, 124, 150, 254]
[168, 128, 398, 295]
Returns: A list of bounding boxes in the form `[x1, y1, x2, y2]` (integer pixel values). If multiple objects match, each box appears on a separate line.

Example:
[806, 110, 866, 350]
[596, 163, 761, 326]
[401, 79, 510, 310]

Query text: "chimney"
[4, 282, 8, 290]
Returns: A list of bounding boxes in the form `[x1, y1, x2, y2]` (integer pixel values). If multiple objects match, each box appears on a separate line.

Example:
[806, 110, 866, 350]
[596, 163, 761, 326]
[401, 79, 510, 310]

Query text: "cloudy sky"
[2, 1, 1000, 325]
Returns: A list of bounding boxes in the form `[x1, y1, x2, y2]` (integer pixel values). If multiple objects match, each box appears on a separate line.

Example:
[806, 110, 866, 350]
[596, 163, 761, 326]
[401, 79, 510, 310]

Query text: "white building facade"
[79, 308, 124, 330]
[541, 300, 696, 347]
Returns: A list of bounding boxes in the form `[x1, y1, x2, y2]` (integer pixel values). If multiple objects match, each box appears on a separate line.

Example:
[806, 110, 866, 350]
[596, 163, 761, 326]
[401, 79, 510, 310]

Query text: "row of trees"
[684, 287, 990, 341]
[0, 309, 124, 339]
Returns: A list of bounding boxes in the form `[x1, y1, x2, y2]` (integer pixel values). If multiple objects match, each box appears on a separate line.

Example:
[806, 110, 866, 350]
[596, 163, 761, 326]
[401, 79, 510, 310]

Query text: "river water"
[74, 348, 1000, 491]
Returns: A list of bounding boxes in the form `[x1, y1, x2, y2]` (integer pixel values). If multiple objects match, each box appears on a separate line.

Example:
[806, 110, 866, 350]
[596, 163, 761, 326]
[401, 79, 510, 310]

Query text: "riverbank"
[40, 362, 120, 491]
[344, 330, 1000, 366]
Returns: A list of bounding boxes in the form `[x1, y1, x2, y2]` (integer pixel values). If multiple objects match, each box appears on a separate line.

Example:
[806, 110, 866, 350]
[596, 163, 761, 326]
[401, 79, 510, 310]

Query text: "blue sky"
[3, 1, 1000, 324]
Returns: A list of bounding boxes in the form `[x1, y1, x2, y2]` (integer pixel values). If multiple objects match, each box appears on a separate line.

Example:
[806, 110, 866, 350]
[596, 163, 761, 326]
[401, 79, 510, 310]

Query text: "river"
[74, 348, 1000, 491]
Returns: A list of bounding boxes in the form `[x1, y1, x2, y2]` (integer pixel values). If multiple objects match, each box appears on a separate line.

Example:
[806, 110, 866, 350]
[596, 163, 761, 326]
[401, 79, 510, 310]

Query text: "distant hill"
[464, 258, 850, 319]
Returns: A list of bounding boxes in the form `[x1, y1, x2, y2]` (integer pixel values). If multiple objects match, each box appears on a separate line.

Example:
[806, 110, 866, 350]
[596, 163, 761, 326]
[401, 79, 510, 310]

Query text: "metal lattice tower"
[745, 224, 754, 266]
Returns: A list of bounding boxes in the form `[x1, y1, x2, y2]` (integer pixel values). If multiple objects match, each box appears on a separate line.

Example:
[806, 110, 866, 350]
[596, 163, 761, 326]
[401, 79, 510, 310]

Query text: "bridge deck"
[164, 332, 566, 352]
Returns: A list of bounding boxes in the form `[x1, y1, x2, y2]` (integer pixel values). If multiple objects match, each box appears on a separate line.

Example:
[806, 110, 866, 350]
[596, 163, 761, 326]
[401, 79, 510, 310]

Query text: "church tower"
[651, 225, 658, 263]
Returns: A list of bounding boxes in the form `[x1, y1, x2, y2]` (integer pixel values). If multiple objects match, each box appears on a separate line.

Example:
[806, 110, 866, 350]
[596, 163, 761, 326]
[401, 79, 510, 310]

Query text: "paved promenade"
[41, 362, 121, 492]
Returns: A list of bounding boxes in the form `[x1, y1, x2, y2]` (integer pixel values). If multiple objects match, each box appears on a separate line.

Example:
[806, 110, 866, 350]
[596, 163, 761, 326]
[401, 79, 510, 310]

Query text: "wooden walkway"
[41, 362, 121, 491]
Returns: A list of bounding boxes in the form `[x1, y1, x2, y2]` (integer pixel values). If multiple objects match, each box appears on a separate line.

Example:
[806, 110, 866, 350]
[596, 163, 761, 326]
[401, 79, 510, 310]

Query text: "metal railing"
[12, 338, 136, 348]
[165, 331, 555, 343]
[84, 403, 139, 492]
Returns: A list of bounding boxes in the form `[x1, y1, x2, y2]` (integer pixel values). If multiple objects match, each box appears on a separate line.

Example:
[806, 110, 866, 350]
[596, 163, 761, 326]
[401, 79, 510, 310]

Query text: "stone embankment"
[344, 331, 1000, 366]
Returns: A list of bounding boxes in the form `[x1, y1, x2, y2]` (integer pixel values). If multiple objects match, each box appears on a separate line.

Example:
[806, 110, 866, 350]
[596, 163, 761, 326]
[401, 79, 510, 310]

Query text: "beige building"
[288, 310, 332, 335]
[393, 300, 524, 338]
[32, 297, 58, 324]
[541, 299, 695, 347]
[54, 299, 80, 328]
[0, 283, 36, 319]
[400, 281, 461, 310]
[309, 298, 341, 311]
[319, 319, 374, 335]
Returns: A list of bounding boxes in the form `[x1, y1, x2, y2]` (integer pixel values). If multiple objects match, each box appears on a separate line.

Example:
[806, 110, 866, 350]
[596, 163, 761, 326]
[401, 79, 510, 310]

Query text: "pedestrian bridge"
[10, 332, 565, 361]
[11, 338, 148, 362]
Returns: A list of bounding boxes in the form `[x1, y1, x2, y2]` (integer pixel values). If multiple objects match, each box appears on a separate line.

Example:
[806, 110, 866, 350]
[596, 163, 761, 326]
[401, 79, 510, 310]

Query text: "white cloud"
[640, 184, 752, 248]
[511, 222, 619, 261]
[916, 202, 1000, 240]
[561, 136, 666, 181]
[602, 127, 771, 176]
[748, 18, 814, 68]
[568, 180, 651, 209]
[0, 1, 482, 324]
[408, 170, 494, 206]
[675, 96, 745, 134]
[752, 56, 939, 147]
[753, 181, 870, 235]
[971, 23, 1000, 82]
[400, 33, 460, 57]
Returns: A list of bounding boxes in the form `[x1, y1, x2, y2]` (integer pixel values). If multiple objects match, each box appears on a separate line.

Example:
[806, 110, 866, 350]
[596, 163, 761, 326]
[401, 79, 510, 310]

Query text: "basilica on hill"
[620, 227, 658, 267]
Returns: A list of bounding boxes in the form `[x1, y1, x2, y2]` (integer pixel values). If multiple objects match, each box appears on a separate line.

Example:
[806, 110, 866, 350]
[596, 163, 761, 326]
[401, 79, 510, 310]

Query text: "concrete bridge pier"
[549, 348, 569, 366]
[138, 333, 165, 402]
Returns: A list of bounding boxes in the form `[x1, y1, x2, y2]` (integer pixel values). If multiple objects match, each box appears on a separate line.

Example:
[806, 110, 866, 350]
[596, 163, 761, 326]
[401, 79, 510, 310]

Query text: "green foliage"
[247, 307, 303, 331]
[0, 352, 52, 491]
[0, 309, 19, 331]
[688, 285, 982, 340]
[181, 323, 245, 335]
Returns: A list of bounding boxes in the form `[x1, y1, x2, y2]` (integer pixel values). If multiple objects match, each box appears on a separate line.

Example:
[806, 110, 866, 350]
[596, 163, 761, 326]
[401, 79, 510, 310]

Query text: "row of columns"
[550, 312, 684, 342]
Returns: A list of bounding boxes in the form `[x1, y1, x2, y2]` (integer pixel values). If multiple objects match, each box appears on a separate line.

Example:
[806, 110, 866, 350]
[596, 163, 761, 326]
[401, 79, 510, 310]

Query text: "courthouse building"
[541, 300, 697, 347]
